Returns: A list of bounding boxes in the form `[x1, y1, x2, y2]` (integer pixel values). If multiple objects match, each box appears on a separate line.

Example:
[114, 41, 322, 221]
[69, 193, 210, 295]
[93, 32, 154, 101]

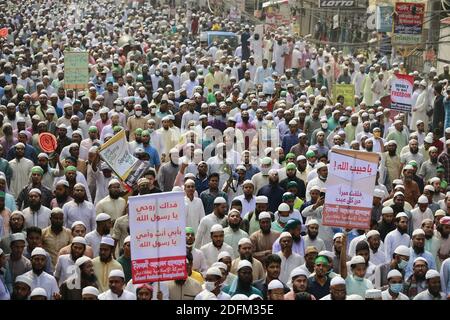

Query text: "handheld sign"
[38, 133, 58, 153]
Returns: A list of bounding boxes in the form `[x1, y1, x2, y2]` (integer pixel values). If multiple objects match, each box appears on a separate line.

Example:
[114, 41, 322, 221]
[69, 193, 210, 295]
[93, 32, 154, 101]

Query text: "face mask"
[353, 275, 365, 281]
[31, 76, 38, 80]
[115, 106, 123, 112]
[321, 123, 328, 130]
[398, 259, 408, 270]
[279, 215, 290, 223]
[389, 283, 403, 294]
[204, 281, 216, 292]
[151, 108, 156, 114]
[155, 71, 160, 76]
[135, 111, 142, 117]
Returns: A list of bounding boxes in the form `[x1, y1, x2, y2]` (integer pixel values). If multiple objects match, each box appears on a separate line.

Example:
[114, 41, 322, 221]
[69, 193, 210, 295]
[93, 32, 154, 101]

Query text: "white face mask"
[115, 105, 123, 112]
[151, 108, 156, 114]
[321, 123, 328, 130]
[135, 110, 142, 117]
[204, 281, 216, 292]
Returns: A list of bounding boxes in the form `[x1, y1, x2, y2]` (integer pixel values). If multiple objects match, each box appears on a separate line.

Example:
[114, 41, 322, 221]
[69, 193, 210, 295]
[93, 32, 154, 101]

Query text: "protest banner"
[322, 149, 379, 229]
[128, 192, 187, 283]
[64, 51, 89, 90]
[376, 4, 393, 33]
[392, 2, 425, 45]
[390, 73, 414, 112]
[332, 83, 355, 106]
[98, 130, 149, 187]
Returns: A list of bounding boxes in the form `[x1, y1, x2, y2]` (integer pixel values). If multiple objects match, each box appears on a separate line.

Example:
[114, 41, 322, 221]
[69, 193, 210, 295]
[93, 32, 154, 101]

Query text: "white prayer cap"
[418, 195, 428, 204]
[100, 107, 109, 114]
[38, 152, 49, 159]
[15, 275, 33, 287]
[414, 257, 428, 266]
[10, 233, 26, 243]
[56, 180, 70, 187]
[387, 269, 403, 280]
[435, 209, 446, 217]
[306, 219, 319, 226]
[347, 294, 363, 300]
[365, 289, 382, 299]
[424, 135, 433, 143]
[214, 197, 227, 204]
[30, 288, 47, 298]
[124, 236, 131, 244]
[259, 211, 271, 220]
[217, 251, 231, 261]
[394, 245, 410, 257]
[425, 269, 440, 280]
[382, 207, 394, 215]
[267, 279, 284, 290]
[212, 262, 227, 271]
[268, 169, 278, 175]
[82, 286, 99, 297]
[350, 255, 366, 266]
[238, 238, 252, 246]
[96, 213, 111, 222]
[100, 236, 115, 247]
[109, 269, 125, 279]
[316, 162, 327, 170]
[237, 259, 253, 271]
[318, 250, 334, 260]
[210, 224, 224, 233]
[172, 186, 183, 192]
[242, 179, 254, 186]
[206, 267, 222, 278]
[430, 177, 441, 184]
[75, 256, 92, 267]
[297, 155, 306, 161]
[373, 189, 384, 199]
[256, 196, 268, 204]
[31, 247, 47, 257]
[290, 267, 308, 280]
[231, 294, 249, 300]
[330, 276, 346, 286]
[261, 157, 272, 165]
[366, 230, 380, 239]
[279, 232, 292, 240]
[412, 229, 425, 237]
[333, 232, 344, 240]
[72, 236, 87, 245]
[278, 203, 290, 212]
[393, 191, 404, 198]
[108, 178, 121, 187]
[71, 221, 86, 229]
[28, 188, 41, 195]
[395, 212, 408, 219]
[403, 164, 414, 171]
[424, 185, 435, 192]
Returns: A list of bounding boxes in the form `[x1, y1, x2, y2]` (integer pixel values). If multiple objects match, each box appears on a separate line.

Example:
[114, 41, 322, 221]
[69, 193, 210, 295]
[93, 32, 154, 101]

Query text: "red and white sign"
[128, 192, 187, 284]
[322, 149, 379, 230]
[390, 73, 414, 112]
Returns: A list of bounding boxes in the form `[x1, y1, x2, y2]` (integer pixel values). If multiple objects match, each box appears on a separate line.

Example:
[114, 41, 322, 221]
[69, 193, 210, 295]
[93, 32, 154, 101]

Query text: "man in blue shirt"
[404, 229, 437, 278]
[141, 130, 160, 171]
[282, 121, 301, 154]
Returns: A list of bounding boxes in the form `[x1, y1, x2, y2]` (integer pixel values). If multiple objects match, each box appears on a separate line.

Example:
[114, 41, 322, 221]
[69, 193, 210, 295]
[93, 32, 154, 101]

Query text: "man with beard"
[305, 162, 327, 201]
[419, 147, 441, 182]
[16, 166, 53, 210]
[194, 197, 228, 248]
[59, 256, 99, 300]
[5, 233, 31, 283]
[404, 229, 437, 279]
[401, 139, 424, 169]
[365, 230, 387, 267]
[272, 219, 304, 256]
[257, 170, 284, 213]
[41, 208, 72, 267]
[54, 237, 86, 285]
[230, 237, 264, 281]
[54, 165, 92, 203]
[384, 212, 411, 259]
[200, 224, 234, 268]
[223, 210, 249, 257]
[243, 196, 268, 235]
[1, 212, 26, 254]
[58, 221, 94, 258]
[389, 191, 413, 233]
[414, 269, 447, 300]
[280, 163, 306, 199]
[284, 267, 314, 300]
[275, 232, 304, 284]
[10, 274, 32, 300]
[436, 216, 450, 268]
[222, 260, 263, 298]
[383, 140, 401, 189]
[386, 120, 408, 156]
[98, 269, 136, 300]
[302, 219, 325, 252]
[0, 123, 18, 154]
[401, 165, 421, 207]
[22, 188, 52, 229]
[80, 126, 100, 153]
[247, 211, 277, 262]
[411, 196, 434, 230]
[37, 153, 63, 191]
[50, 180, 72, 209]
[184, 179, 205, 234]
[55, 125, 72, 156]
[167, 252, 202, 300]
[157, 148, 179, 191]
[307, 255, 332, 299]
[23, 227, 53, 274]
[62, 184, 96, 233]
[320, 276, 348, 300]
[403, 257, 429, 299]
[8, 143, 34, 198]
[186, 227, 207, 275]
[95, 179, 126, 224]
[23, 247, 59, 300]
[92, 236, 123, 293]
[85, 213, 112, 259]
[253, 254, 289, 299]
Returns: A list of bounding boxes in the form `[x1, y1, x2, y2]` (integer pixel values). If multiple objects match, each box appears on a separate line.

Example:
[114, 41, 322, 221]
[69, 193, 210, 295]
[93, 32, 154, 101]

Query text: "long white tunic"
[200, 242, 234, 268]
[23, 270, 59, 300]
[8, 157, 34, 198]
[194, 214, 228, 249]
[384, 229, 411, 260]
[185, 196, 205, 234]
[98, 289, 136, 300]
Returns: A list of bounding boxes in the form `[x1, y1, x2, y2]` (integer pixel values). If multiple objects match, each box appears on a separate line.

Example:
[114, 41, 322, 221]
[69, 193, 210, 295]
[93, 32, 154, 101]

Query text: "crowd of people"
[0, 0, 450, 301]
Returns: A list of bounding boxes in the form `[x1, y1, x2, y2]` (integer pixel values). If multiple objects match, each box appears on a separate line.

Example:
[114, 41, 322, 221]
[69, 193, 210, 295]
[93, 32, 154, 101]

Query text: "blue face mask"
[398, 259, 408, 270]
[279, 215, 290, 223]
[389, 283, 403, 294]
[353, 275, 365, 281]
